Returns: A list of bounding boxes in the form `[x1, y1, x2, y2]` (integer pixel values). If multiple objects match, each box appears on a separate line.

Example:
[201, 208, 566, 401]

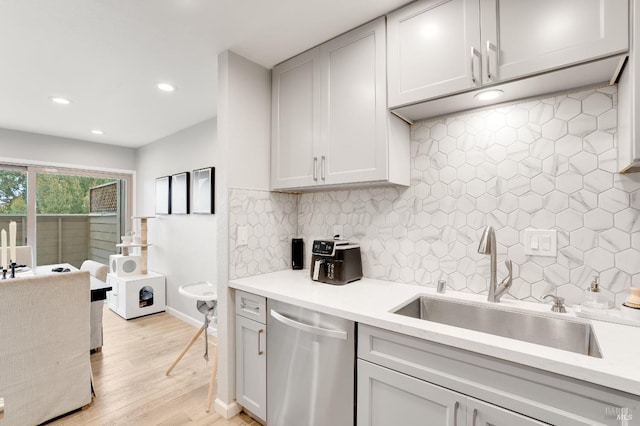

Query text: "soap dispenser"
[582, 276, 609, 313]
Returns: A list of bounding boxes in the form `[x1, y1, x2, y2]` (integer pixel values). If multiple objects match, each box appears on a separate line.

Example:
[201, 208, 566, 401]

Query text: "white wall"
[215, 50, 271, 418]
[136, 118, 219, 323]
[0, 127, 136, 172]
[227, 53, 272, 190]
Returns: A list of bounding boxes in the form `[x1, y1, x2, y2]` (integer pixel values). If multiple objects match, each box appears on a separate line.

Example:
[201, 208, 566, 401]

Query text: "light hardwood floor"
[53, 304, 260, 426]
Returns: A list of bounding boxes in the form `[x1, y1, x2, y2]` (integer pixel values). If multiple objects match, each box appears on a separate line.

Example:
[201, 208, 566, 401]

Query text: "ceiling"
[0, 0, 411, 148]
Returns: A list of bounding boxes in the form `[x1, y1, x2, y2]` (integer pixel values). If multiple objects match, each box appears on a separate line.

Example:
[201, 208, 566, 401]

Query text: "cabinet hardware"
[453, 401, 459, 425]
[486, 40, 498, 81]
[313, 157, 318, 181]
[472, 408, 478, 425]
[258, 329, 264, 355]
[321, 156, 326, 180]
[271, 309, 348, 339]
[240, 302, 260, 312]
[470, 47, 481, 85]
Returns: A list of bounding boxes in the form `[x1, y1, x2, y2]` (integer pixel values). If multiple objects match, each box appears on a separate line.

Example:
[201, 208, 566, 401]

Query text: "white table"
[24, 263, 113, 301]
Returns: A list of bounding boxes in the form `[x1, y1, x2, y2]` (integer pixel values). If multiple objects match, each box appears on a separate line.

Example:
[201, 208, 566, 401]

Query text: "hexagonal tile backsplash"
[233, 85, 640, 307]
[229, 189, 297, 279]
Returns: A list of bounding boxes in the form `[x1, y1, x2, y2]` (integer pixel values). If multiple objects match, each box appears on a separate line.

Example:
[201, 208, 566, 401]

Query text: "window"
[0, 163, 132, 268]
[0, 165, 28, 246]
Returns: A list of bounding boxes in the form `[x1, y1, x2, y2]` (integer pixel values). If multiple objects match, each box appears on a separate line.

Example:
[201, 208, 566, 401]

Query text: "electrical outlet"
[237, 226, 248, 246]
[524, 228, 557, 257]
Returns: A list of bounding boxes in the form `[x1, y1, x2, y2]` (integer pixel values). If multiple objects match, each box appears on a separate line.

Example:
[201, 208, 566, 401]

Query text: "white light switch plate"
[237, 225, 248, 246]
[524, 228, 557, 257]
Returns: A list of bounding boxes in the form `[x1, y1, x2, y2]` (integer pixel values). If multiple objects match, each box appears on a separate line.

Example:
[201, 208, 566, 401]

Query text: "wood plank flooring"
[52, 304, 260, 426]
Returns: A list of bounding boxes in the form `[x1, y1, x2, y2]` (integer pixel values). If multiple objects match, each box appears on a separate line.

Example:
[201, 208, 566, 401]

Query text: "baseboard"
[214, 398, 242, 419]
[165, 306, 218, 336]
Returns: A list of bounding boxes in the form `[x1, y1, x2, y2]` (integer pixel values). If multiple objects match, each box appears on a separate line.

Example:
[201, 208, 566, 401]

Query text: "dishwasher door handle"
[270, 309, 348, 340]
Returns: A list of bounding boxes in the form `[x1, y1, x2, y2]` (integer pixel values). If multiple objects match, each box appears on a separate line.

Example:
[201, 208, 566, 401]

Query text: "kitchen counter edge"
[229, 269, 640, 397]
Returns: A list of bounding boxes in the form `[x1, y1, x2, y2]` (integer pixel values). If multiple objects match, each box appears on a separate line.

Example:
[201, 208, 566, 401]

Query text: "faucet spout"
[477, 226, 513, 302]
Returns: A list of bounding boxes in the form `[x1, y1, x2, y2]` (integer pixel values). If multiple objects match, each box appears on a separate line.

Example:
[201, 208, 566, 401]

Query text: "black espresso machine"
[310, 238, 363, 285]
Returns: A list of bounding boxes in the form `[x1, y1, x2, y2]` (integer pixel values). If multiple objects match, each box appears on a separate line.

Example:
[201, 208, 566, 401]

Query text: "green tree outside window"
[0, 170, 113, 215]
[0, 170, 27, 214]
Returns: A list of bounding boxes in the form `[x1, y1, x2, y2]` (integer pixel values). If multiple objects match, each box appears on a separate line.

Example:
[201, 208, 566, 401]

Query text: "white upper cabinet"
[618, 0, 640, 173]
[271, 17, 409, 191]
[271, 49, 321, 189]
[321, 17, 393, 185]
[387, 0, 481, 107]
[481, 0, 629, 84]
[388, 0, 629, 109]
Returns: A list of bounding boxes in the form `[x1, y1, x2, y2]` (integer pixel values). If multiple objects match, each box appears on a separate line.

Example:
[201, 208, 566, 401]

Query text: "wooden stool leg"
[205, 343, 218, 413]
[166, 324, 206, 376]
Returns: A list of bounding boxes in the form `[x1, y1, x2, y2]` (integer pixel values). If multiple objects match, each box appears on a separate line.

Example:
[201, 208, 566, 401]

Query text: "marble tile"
[229, 189, 297, 279]
[231, 86, 640, 305]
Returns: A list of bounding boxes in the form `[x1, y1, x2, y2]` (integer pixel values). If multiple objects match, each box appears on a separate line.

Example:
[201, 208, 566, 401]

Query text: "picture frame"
[192, 167, 215, 214]
[171, 172, 190, 214]
[155, 176, 171, 215]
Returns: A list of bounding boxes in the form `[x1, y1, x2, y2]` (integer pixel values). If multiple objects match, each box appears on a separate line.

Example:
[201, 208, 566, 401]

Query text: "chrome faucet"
[477, 225, 513, 303]
[543, 294, 567, 313]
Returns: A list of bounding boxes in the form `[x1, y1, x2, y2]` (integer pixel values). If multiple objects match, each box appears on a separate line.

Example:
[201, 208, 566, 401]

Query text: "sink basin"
[393, 296, 602, 358]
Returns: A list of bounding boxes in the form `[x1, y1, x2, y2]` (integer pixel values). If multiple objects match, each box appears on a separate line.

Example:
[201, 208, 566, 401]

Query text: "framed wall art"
[155, 176, 171, 215]
[192, 167, 215, 214]
[171, 172, 190, 214]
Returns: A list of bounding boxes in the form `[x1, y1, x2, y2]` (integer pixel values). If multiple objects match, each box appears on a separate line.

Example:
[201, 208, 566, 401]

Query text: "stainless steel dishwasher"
[267, 299, 355, 426]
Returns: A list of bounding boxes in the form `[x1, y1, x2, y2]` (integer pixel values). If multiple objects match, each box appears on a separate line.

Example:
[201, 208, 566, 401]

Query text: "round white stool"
[165, 281, 218, 412]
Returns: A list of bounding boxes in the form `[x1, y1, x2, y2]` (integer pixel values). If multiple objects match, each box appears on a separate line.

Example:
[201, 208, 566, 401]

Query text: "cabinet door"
[467, 398, 549, 426]
[480, 0, 628, 84]
[235, 315, 266, 422]
[271, 48, 321, 190]
[320, 17, 388, 185]
[357, 359, 465, 426]
[387, 0, 481, 108]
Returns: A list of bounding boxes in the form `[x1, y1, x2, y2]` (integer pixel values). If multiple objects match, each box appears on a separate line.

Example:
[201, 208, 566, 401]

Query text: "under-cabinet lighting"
[156, 82, 176, 92]
[91, 129, 104, 135]
[474, 90, 503, 101]
[49, 96, 71, 105]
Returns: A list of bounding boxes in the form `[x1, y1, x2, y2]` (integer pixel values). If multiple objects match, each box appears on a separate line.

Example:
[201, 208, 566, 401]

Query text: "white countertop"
[230, 269, 640, 396]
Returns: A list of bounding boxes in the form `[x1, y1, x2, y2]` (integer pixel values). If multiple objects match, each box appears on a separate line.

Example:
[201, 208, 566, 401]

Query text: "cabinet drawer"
[235, 290, 266, 323]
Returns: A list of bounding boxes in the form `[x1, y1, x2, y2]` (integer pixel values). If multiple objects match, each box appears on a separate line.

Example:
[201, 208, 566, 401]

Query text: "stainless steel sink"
[393, 296, 602, 358]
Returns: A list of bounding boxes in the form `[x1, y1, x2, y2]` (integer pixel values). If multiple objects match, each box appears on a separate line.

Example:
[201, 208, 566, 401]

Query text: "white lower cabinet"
[358, 359, 464, 425]
[466, 398, 547, 426]
[235, 291, 267, 423]
[358, 359, 545, 426]
[357, 325, 639, 426]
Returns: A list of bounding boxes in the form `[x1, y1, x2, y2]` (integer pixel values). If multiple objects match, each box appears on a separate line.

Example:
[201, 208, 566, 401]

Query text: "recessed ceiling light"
[49, 96, 71, 105]
[474, 90, 503, 101]
[156, 82, 176, 92]
[91, 129, 104, 135]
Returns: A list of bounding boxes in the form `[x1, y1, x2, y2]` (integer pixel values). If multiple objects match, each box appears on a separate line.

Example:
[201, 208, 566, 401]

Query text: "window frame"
[1, 161, 133, 265]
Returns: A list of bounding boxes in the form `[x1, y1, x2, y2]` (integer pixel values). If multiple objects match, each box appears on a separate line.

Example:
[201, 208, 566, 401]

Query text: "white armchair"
[80, 260, 109, 351]
[0, 270, 92, 425]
